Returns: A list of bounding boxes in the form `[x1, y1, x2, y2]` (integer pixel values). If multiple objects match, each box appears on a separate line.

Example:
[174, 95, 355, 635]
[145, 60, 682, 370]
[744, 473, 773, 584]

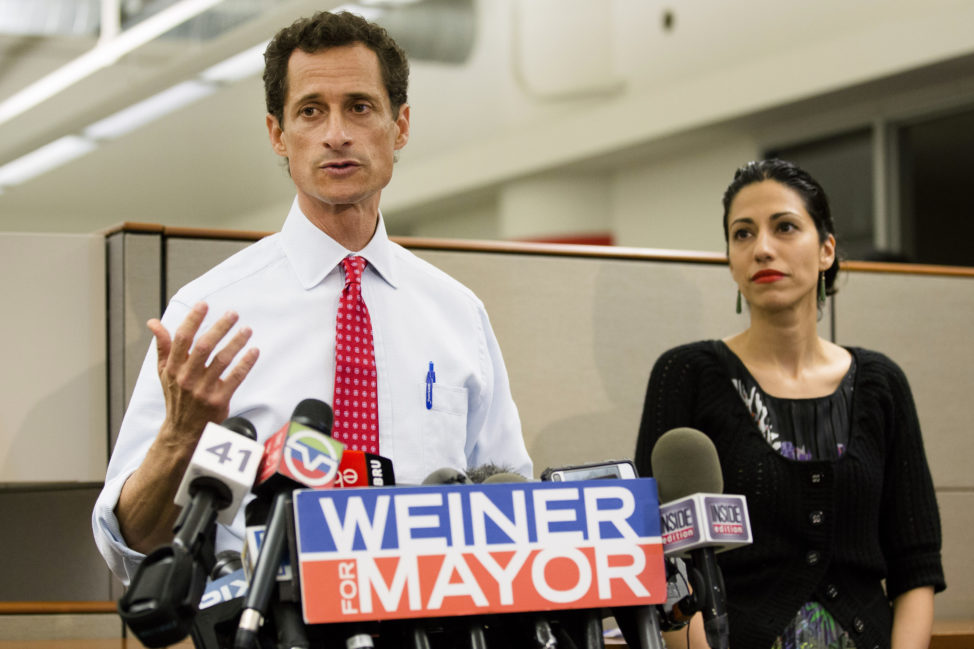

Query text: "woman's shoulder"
[656, 339, 722, 362]
[845, 346, 907, 376]
[845, 346, 915, 400]
[650, 340, 725, 377]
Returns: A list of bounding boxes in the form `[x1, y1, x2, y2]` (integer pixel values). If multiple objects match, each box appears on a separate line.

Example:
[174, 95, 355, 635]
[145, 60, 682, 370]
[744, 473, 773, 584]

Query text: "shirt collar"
[280, 196, 399, 290]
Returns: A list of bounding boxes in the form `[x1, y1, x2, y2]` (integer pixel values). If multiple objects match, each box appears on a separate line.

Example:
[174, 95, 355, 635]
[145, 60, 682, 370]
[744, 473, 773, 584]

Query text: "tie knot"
[342, 255, 366, 286]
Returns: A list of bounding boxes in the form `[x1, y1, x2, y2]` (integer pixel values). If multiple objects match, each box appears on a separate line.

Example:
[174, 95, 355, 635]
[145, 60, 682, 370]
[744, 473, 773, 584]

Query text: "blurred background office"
[2, 1, 973, 645]
[1, 0, 973, 265]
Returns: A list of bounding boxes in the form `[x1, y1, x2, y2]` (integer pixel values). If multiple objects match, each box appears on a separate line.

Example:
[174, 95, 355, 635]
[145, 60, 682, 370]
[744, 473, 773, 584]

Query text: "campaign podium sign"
[293, 479, 666, 624]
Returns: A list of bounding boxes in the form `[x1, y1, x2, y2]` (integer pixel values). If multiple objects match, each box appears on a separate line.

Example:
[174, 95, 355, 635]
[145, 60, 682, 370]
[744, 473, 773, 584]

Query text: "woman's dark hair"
[722, 158, 840, 295]
[263, 11, 409, 129]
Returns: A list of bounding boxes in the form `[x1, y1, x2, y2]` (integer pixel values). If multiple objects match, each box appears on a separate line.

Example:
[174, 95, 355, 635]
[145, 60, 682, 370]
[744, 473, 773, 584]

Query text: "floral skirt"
[771, 602, 856, 649]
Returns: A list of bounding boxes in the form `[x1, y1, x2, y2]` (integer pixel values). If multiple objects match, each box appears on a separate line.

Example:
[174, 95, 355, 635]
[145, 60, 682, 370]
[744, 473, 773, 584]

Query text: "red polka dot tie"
[332, 255, 379, 453]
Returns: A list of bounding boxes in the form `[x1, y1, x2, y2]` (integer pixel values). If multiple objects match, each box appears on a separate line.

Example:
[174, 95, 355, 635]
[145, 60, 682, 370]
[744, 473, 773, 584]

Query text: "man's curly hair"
[263, 11, 409, 128]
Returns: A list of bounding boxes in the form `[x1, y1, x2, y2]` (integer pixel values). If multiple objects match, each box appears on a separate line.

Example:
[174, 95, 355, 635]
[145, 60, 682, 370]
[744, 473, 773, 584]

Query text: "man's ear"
[393, 104, 410, 151]
[267, 113, 287, 158]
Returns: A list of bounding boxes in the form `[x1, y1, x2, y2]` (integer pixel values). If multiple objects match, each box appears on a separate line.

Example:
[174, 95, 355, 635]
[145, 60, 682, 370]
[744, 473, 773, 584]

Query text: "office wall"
[0, 233, 106, 483]
[1, 229, 969, 622]
[154, 232, 974, 620]
[0, 232, 108, 601]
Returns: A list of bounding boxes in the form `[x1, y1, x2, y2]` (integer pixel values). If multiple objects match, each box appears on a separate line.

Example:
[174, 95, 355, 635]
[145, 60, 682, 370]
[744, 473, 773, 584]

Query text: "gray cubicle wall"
[0, 232, 109, 602]
[6, 225, 965, 619]
[154, 231, 971, 619]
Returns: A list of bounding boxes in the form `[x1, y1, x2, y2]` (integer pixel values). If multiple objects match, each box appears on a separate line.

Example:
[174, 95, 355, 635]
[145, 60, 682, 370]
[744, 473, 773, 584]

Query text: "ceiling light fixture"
[200, 40, 269, 84]
[0, 136, 98, 187]
[84, 80, 217, 141]
[0, 0, 227, 126]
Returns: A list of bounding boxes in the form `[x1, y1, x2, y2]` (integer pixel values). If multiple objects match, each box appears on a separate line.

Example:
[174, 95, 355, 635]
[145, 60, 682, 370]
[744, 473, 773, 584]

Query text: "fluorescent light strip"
[200, 40, 269, 84]
[0, 36, 268, 189]
[0, 136, 97, 187]
[84, 80, 217, 141]
[0, 1, 383, 189]
[0, 0, 227, 126]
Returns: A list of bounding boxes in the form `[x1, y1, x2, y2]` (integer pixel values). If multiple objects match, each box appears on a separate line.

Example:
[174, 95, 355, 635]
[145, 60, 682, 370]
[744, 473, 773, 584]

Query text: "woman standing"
[634, 159, 945, 649]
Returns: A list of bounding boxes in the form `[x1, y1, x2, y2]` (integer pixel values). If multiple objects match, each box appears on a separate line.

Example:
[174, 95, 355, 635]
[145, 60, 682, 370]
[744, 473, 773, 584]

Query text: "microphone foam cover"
[482, 472, 529, 484]
[422, 467, 469, 485]
[221, 416, 257, 440]
[211, 550, 243, 579]
[465, 462, 515, 483]
[651, 427, 723, 502]
[292, 398, 334, 435]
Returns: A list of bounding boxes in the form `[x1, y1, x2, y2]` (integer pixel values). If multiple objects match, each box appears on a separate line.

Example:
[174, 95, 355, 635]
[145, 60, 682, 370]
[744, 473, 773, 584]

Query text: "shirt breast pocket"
[416, 380, 468, 473]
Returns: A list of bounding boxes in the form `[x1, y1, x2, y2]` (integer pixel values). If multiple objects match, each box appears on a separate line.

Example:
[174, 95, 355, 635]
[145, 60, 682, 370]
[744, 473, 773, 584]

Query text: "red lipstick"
[751, 270, 785, 283]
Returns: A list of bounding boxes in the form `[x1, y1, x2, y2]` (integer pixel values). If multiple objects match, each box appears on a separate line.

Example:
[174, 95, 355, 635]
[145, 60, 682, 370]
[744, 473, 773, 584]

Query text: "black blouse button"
[825, 584, 839, 600]
[853, 617, 865, 633]
[805, 550, 821, 566]
[809, 510, 824, 525]
[810, 472, 824, 484]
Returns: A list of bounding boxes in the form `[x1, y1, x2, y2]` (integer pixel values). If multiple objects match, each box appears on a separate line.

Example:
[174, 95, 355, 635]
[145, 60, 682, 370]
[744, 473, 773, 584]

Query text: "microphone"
[235, 399, 342, 649]
[422, 467, 469, 485]
[172, 417, 263, 525]
[335, 449, 396, 487]
[191, 552, 248, 649]
[651, 427, 749, 649]
[119, 416, 263, 647]
[253, 398, 341, 495]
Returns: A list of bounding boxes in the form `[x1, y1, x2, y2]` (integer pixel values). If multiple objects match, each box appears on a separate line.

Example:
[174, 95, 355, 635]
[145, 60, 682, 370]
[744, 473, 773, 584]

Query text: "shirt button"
[809, 510, 825, 525]
[810, 472, 824, 484]
[825, 584, 839, 600]
[805, 551, 821, 566]
[853, 618, 865, 633]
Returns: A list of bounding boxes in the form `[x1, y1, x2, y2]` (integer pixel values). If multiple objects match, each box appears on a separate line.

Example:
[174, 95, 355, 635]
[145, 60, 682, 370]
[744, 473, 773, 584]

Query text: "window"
[896, 106, 974, 267]
[767, 129, 876, 261]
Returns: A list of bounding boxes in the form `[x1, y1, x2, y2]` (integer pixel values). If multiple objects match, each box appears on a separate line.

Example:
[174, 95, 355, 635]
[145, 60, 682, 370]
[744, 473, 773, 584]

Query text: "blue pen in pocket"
[425, 361, 435, 409]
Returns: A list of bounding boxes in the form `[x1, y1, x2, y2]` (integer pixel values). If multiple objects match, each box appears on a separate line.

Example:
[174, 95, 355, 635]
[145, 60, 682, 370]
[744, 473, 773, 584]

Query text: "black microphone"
[422, 466, 470, 485]
[651, 427, 732, 649]
[190, 551, 248, 649]
[119, 416, 262, 648]
[335, 449, 396, 488]
[235, 399, 340, 649]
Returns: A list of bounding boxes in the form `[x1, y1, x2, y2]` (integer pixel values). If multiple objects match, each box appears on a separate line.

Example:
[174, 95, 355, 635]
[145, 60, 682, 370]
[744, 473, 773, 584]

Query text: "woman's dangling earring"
[736, 290, 742, 314]
[818, 271, 827, 305]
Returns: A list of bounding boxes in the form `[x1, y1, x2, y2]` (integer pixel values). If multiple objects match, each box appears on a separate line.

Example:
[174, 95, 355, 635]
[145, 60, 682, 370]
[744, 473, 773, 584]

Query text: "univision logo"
[284, 428, 342, 487]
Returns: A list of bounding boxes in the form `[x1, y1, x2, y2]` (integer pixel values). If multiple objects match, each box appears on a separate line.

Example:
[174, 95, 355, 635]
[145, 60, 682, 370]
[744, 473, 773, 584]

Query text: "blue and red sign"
[293, 479, 665, 623]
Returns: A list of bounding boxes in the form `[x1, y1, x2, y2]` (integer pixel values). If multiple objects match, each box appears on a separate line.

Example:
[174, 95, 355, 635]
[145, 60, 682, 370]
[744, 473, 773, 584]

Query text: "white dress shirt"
[93, 198, 532, 582]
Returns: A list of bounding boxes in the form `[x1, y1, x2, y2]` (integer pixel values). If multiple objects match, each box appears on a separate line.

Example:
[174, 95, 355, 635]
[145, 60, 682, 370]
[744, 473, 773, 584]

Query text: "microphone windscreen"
[292, 398, 334, 435]
[421, 467, 469, 485]
[465, 462, 515, 484]
[481, 472, 529, 484]
[211, 550, 243, 579]
[651, 427, 723, 502]
[221, 416, 257, 440]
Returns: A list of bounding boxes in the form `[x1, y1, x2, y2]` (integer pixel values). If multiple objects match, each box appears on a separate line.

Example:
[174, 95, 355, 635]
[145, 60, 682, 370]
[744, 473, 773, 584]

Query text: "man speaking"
[93, 10, 532, 583]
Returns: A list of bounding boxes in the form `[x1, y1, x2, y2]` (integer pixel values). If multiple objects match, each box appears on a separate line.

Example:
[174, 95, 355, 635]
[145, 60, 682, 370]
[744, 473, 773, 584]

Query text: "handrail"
[0, 601, 117, 614]
[101, 222, 974, 277]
